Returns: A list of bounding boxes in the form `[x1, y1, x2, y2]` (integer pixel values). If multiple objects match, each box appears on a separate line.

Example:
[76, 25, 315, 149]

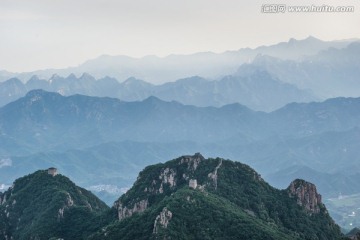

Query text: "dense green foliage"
[91, 154, 343, 239]
[0, 170, 109, 240]
[345, 227, 360, 239]
[0, 155, 346, 239]
[90, 188, 300, 240]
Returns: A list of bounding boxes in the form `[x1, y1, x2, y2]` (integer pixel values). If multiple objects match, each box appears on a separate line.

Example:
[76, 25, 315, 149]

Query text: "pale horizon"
[3, 35, 359, 74]
[1, 0, 359, 72]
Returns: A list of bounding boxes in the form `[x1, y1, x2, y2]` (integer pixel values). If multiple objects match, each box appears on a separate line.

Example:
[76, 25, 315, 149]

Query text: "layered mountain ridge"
[0, 36, 355, 84]
[1, 37, 358, 111]
[238, 42, 360, 98]
[0, 70, 316, 112]
[1, 89, 360, 155]
[1, 90, 360, 198]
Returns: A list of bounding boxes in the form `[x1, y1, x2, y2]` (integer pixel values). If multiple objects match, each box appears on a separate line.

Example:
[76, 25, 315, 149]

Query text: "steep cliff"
[288, 179, 323, 214]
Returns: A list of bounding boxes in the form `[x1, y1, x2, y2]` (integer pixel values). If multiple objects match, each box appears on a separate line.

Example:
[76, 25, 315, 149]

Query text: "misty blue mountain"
[1, 37, 359, 112]
[0, 70, 317, 111]
[1, 90, 360, 153]
[238, 42, 360, 98]
[0, 36, 355, 84]
[1, 90, 360, 210]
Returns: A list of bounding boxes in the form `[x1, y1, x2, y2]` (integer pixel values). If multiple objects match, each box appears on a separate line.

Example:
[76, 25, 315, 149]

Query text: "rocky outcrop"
[179, 152, 204, 172]
[208, 159, 222, 190]
[287, 179, 322, 214]
[159, 168, 176, 187]
[116, 199, 149, 221]
[57, 192, 74, 220]
[189, 179, 197, 189]
[66, 192, 74, 206]
[347, 228, 360, 240]
[147, 167, 178, 194]
[153, 207, 173, 234]
[0, 187, 12, 205]
[144, 167, 178, 194]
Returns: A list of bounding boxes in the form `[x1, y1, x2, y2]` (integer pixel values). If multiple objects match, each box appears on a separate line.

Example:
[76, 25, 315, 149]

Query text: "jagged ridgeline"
[0, 154, 344, 239]
[92, 153, 342, 240]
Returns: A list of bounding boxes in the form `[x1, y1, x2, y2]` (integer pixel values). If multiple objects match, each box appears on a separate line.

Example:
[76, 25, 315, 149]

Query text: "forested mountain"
[0, 154, 345, 239]
[0, 169, 109, 240]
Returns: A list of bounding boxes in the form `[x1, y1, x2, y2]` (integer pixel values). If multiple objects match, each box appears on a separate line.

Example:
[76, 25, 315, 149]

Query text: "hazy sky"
[1, 0, 359, 72]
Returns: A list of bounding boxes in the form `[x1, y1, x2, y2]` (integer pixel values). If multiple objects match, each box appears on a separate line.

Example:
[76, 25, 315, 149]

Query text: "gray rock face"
[208, 159, 222, 190]
[159, 168, 176, 187]
[57, 192, 74, 220]
[287, 179, 322, 214]
[180, 152, 204, 172]
[115, 199, 149, 221]
[153, 207, 173, 234]
[188, 179, 197, 189]
[115, 153, 207, 222]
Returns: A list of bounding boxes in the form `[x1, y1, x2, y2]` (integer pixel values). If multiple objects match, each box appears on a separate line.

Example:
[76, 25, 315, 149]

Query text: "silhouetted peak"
[305, 35, 321, 42]
[25, 89, 60, 98]
[50, 74, 62, 80]
[123, 77, 146, 84]
[3, 77, 23, 85]
[143, 95, 163, 103]
[66, 73, 77, 80]
[79, 72, 94, 79]
[28, 75, 41, 82]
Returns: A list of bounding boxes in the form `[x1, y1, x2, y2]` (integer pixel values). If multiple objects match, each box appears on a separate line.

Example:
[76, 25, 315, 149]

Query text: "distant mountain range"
[238, 42, 360, 98]
[0, 70, 317, 111]
[1, 36, 359, 111]
[0, 36, 357, 84]
[1, 90, 360, 201]
[0, 89, 262, 152]
[0, 154, 343, 239]
[1, 89, 359, 153]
